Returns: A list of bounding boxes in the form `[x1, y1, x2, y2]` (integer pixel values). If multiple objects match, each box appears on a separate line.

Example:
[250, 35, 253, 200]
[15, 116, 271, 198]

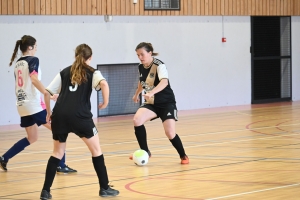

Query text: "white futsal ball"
[133, 149, 149, 166]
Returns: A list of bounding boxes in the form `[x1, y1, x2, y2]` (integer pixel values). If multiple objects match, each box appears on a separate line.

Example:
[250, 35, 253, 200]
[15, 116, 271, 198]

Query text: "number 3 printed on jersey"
[69, 83, 78, 92]
[18, 70, 23, 87]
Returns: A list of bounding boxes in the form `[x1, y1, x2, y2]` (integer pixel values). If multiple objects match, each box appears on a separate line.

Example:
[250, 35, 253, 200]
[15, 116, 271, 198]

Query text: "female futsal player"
[40, 44, 119, 199]
[131, 42, 189, 164]
[0, 35, 76, 174]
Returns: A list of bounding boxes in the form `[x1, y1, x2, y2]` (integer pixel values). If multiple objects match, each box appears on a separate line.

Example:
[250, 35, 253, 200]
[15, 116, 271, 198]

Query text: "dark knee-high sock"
[58, 153, 66, 168]
[134, 125, 149, 153]
[2, 137, 30, 162]
[92, 155, 109, 190]
[170, 134, 186, 158]
[42, 156, 60, 192]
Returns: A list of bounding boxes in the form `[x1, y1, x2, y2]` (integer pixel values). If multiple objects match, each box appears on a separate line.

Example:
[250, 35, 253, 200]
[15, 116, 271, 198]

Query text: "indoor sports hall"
[1, 0, 300, 199]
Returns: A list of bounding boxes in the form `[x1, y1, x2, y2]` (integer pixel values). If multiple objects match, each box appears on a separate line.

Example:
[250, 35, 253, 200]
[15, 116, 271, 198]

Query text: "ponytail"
[70, 44, 94, 85]
[9, 40, 21, 66]
[135, 42, 159, 56]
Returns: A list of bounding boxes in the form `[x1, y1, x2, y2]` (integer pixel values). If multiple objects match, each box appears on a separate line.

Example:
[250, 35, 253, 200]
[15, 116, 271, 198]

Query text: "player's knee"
[27, 135, 38, 144]
[133, 117, 142, 126]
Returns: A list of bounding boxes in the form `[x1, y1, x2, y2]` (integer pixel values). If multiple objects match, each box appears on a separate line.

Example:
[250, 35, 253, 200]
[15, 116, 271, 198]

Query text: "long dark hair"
[9, 35, 36, 66]
[135, 42, 159, 56]
[70, 44, 95, 85]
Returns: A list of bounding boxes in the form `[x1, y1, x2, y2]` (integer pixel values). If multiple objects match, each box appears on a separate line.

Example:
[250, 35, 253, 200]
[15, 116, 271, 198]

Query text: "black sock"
[170, 134, 186, 158]
[92, 155, 109, 190]
[42, 156, 60, 192]
[134, 125, 150, 153]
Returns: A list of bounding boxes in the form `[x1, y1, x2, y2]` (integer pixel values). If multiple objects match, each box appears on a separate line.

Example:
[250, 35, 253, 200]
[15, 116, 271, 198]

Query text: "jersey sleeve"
[28, 57, 39, 76]
[92, 70, 106, 91]
[157, 64, 169, 80]
[46, 73, 62, 95]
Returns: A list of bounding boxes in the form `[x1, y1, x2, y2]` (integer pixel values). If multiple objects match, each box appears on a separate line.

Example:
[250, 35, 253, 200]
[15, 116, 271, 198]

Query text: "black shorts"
[51, 115, 98, 143]
[20, 109, 47, 127]
[140, 103, 178, 122]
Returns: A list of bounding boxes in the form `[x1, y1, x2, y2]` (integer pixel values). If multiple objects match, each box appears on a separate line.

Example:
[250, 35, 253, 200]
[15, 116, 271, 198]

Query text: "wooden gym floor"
[0, 101, 300, 199]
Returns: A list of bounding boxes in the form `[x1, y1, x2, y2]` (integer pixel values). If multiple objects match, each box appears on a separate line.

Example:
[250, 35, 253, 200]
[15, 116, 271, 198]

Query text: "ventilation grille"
[145, 0, 180, 10]
[97, 63, 141, 117]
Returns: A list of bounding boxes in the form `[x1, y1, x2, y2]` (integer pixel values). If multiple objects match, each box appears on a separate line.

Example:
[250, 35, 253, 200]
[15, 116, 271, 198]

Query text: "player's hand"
[98, 102, 108, 109]
[142, 92, 153, 102]
[50, 94, 59, 101]
[46, 112, 52, 124]
[132, 94, 140, 103]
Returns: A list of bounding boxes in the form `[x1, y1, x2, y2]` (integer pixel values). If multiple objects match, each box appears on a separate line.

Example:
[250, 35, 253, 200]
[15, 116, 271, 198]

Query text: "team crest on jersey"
[150, 73, 155, 78]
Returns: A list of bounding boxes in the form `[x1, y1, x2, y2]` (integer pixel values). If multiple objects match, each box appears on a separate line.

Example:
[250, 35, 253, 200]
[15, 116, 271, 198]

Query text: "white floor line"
[206, 182, 300, 200]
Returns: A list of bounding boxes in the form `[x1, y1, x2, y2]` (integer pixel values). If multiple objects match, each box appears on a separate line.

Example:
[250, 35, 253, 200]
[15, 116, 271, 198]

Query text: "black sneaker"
[56, 165, 77, 174]
[0, 156, 7, 171]
[99, 186, 120, 197]
[40, 190, 52, 200]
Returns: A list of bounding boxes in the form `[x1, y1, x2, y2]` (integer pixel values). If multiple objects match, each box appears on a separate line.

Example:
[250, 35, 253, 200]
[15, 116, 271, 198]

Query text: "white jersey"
[14, 56, 45, 116]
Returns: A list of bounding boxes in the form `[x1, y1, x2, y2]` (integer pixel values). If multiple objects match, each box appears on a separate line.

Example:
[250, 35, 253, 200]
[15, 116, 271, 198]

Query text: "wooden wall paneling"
[130, 0, 135, 15]
[266, 0, 269, 15]
[204, 0, 209, 15]
[193, 0, 197, 15]
[13, 0, 19, 14]
[106, 0, 112, 15]
[81, 0, 86, 14]
[269, 0, 275, 15]
[91, 0, 96, 15]
[220, 0, 224, 15]
[1, 0, 7, 14]
[139, 0, 144, 15]
[66, 0, 71, 14]
[243, 0, 248, 15]
[45, 0, 51, 14]
[30, 0, 35, 14]
[285, 0, 290, 15]
[295, 0, 299, 15]
[251, 0, 255, 15]
[76, 0, 81, 14]
[209, 0, 214, 15]
[228, 0, 232, 15]
[154, 9, 159, 16]
[237, 0, 241, 15]
[213, 0, 217, 15]
[114, 0, 120, 15]
[240, 0, 244, 15]
[101, 0, 106, 15]
[51, 0, 56, 15]
[19, 0, 24, 15]
[232, 0, 237, 15]
[125, 0, 130, 15]
[187, 0, 192, 15]
[183, 0, 188, 15]
[40, 0, 45, 15]
[134, 0, 139, 15]
[224, 0, 228, 15]
[179, 0, 184, 15]
[71, 0, 76, 15]
[8, 0, 13, 14]
[259, 0, 263, 15]
[120, 0, 125, 15]
[247, 0, 251, 15]
[24, 0, 29, 14]
[87, 0, 92, 15]
[61, 0, 66, 14]
[276, 0, 280, 15]
[280, 0, 284, 15]
[196, 0, 201, 15]
[96, 0, 102, 15]
[35, 0, 40, 14]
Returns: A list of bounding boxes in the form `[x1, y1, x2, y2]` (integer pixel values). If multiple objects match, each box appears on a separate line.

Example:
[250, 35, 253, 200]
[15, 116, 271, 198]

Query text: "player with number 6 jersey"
[0, 35, 76, 174]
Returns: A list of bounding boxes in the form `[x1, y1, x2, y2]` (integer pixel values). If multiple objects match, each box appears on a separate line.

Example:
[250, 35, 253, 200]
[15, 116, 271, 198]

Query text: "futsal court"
[0, 101, 300, 199]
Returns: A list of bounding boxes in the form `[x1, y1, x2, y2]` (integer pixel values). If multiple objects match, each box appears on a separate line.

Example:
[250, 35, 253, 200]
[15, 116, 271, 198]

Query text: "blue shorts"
[20, 109, 47, 127]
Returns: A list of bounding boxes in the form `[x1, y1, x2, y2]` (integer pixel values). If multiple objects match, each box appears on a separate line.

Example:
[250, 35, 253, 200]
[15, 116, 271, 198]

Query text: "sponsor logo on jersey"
[150, 73, 154, 78]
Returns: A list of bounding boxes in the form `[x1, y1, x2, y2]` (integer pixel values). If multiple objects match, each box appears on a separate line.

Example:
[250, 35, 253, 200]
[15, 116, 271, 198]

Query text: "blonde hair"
[70, 44, 95, 85]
